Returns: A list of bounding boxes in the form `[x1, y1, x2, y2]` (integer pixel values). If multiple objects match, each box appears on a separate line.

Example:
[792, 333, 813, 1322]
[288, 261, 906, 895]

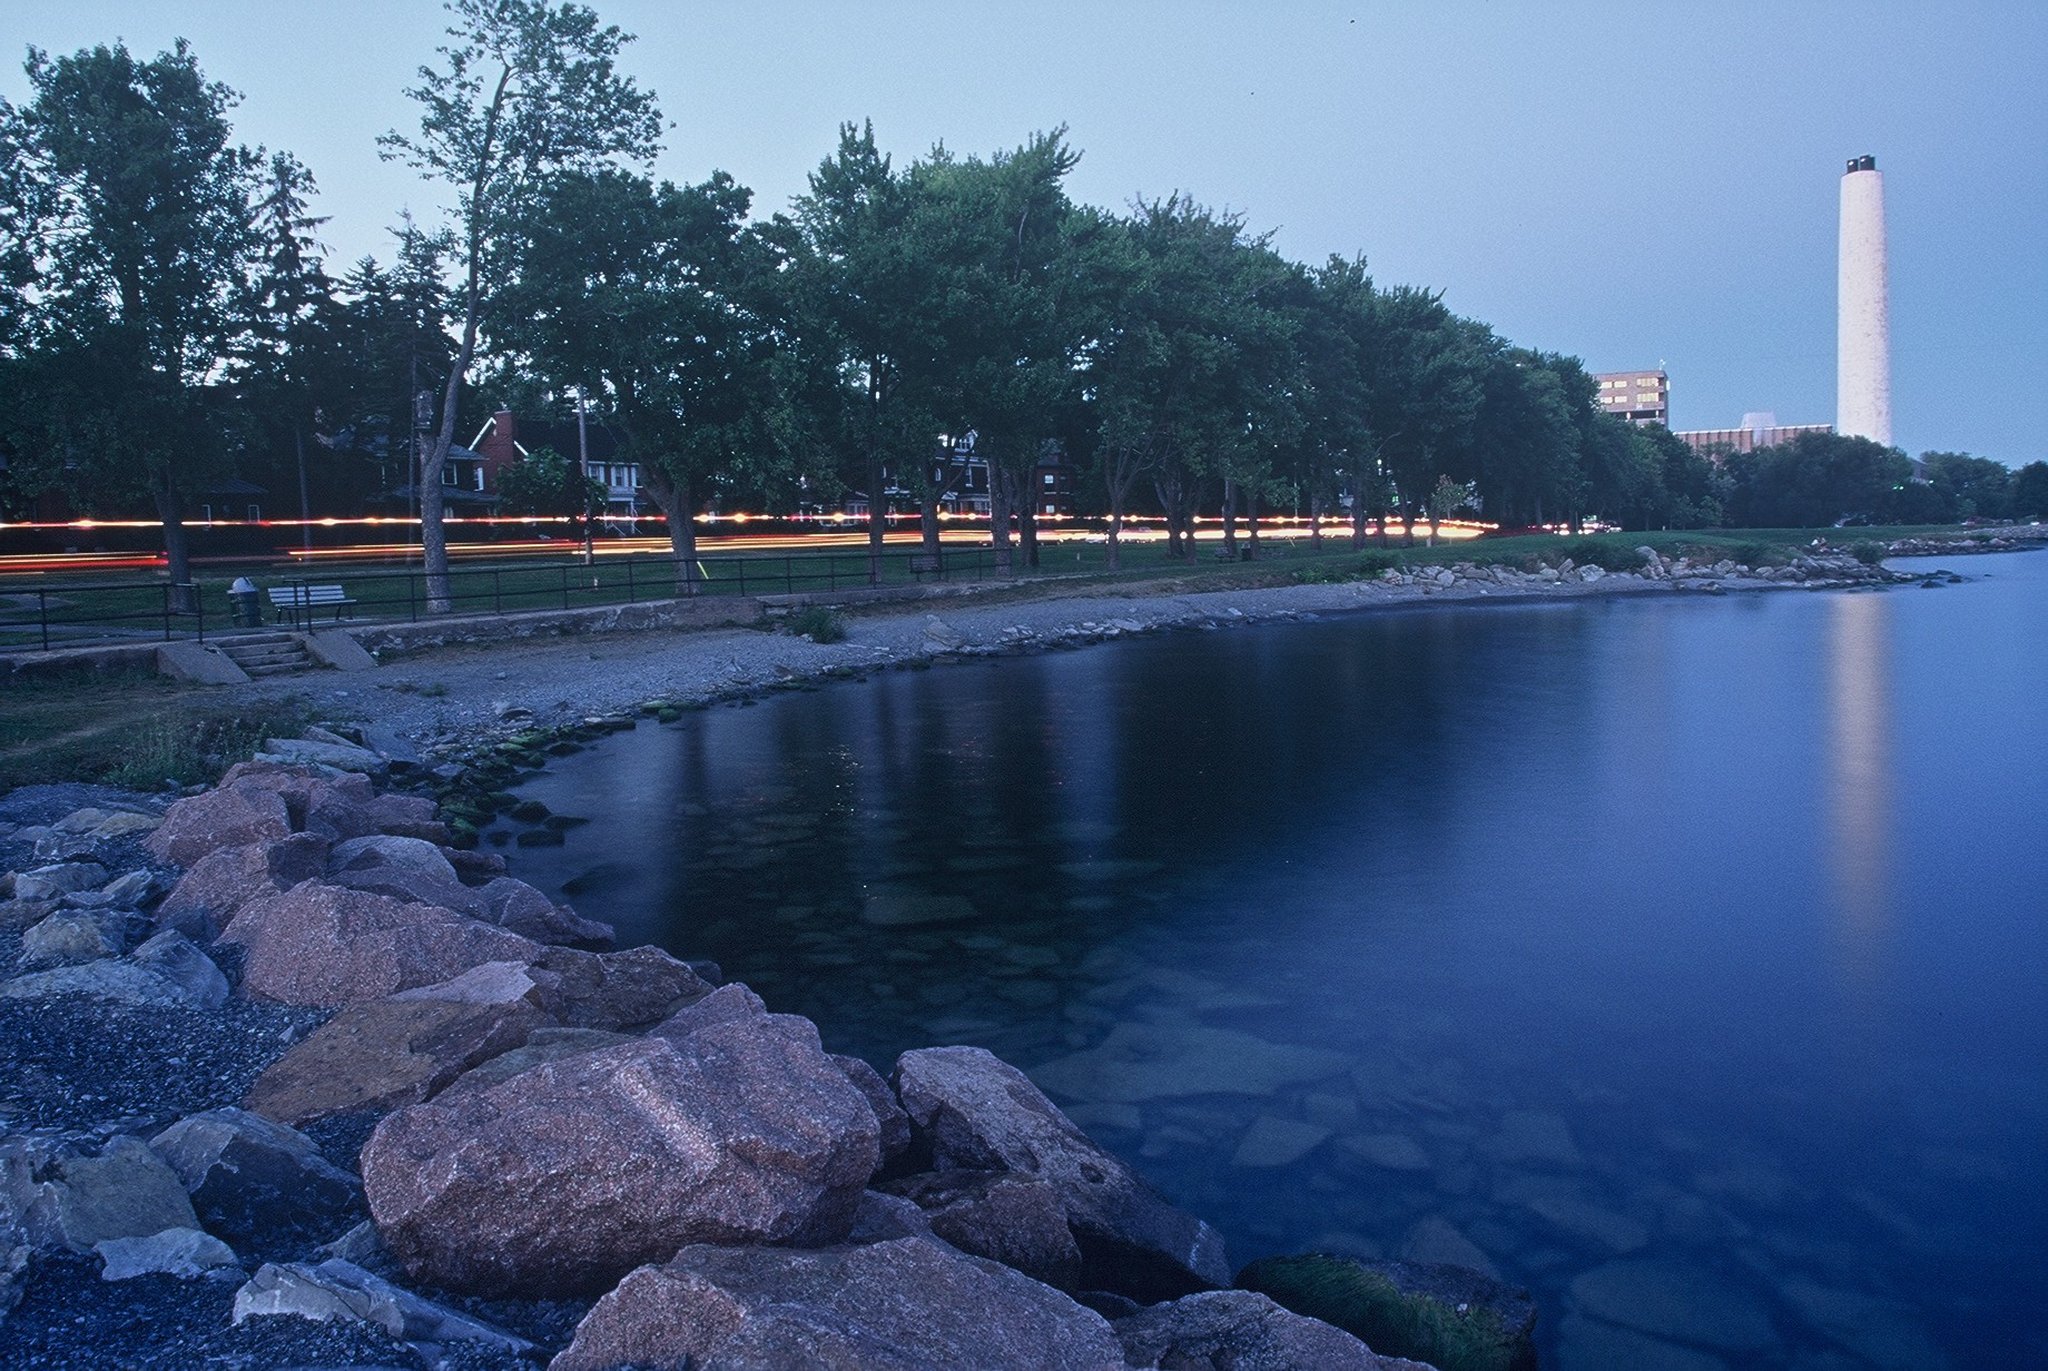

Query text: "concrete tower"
[1837, 154, 1893, 445]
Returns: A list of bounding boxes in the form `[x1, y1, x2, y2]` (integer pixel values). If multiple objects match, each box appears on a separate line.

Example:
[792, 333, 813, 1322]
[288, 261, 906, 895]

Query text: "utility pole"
[577, 388, 595, 569]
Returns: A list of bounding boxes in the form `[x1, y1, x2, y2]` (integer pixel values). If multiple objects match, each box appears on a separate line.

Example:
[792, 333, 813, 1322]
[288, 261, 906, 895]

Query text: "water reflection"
[1824, 592, 1894, 993]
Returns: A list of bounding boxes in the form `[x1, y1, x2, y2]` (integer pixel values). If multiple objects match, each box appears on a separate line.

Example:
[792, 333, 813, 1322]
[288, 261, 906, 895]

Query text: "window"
[442, 465, 457, 486]
[473, 467, 484, 491]
[1043, 473, 1056, 486]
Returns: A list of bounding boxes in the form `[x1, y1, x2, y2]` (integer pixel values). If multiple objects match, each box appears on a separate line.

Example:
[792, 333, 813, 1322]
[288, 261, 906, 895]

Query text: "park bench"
[909, 552, 944, 577]
[268, 584, 356, 628]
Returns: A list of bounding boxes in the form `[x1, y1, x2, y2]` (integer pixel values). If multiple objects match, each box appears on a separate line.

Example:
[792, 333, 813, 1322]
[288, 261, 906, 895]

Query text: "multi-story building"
[1674, 413, 1833, 459]
[1594, 370, 1670, 426]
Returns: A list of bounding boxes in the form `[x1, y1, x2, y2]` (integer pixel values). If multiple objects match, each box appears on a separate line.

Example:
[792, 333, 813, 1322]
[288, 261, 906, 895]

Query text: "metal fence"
[0, 546, 997, 654]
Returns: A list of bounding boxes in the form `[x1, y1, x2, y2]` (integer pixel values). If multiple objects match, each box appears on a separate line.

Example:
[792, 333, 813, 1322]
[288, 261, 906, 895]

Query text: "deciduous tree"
[382, 0, 660, 610]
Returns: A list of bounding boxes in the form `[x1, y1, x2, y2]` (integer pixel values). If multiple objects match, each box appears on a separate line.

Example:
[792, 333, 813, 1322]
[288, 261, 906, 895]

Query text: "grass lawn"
[0, 666, 318, 793]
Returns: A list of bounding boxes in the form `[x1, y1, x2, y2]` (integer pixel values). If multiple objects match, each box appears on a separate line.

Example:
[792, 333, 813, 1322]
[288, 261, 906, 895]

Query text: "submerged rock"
[1116, 1288, 1431, 1370]
[1236, 1252, 1538, 1371]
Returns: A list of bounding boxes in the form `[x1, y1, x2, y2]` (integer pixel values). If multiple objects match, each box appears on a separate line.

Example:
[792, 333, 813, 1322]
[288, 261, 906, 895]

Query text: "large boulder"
[244, 962, 553, 1125]
[548, 1236, 1126, 1371]
[12, 862, 110, 902]
[832, 1052, 912, 1163]
[156, 834, 329, 942]
[232, 1257, 532, 1355]
[881, 1169, 1082, 1290]
[1116, 1289, 1432, 1370]
[435, 1026, 636, 1099]
[147, 782, 293, 866]
[477, 878, 614, 949]
[127, 929, 231, 1008]
[95, 1226, 241, 1281]
[149, 1107, 361, 1243]
[0, 1135, 199, 1253]
[0, 955, 221, 1009]
[1236, 1253, 1538, 1371]
[328, 834, 460, 883]
[308, 791, 447, 844]
[894, 1045, 1230, 1302]
[528, 943, 713, 1030]
[17, 908, 126, 969]
[362, 1011, 880, 1296]
[219, 883, 540, 1007]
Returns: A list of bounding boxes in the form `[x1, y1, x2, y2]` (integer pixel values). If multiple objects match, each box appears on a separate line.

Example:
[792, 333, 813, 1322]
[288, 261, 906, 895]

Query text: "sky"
[6, 1, 2044, 464]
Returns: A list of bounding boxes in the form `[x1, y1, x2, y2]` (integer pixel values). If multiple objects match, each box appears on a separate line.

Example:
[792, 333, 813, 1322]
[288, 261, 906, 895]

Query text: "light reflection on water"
[512, 553, 2048, 1370]
[1826, 592, 1894, 997]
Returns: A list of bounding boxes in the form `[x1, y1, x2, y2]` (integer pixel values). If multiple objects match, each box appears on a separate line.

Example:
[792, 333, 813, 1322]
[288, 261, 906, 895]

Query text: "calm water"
[511, 552, 2048, 1370]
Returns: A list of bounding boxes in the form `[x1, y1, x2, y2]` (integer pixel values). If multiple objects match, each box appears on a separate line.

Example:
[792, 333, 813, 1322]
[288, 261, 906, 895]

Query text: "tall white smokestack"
[1837, 154, 1893, 445]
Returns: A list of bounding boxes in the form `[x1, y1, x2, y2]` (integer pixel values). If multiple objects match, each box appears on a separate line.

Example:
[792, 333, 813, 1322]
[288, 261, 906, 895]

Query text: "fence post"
[561, 563, 570, 611]
[626, 557, 636, 604]
[195, 591, 205, 643]
[39, 588, 49, 653]
[493, 569, 502, 616]
[784, 556, 793, 595]
[407, 570, 418, 622]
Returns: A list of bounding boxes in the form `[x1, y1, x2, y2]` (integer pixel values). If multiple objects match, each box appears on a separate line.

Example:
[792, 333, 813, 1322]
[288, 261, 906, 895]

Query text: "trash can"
[229, 576, 262, 628]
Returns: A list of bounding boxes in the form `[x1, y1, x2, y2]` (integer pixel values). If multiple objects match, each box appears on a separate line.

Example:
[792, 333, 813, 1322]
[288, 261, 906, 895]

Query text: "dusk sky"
[7, 2, 2043, 464]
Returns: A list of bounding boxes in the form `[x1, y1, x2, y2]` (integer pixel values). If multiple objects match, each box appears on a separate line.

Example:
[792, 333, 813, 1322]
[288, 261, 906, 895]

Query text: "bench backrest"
[268, 585, 349, 606]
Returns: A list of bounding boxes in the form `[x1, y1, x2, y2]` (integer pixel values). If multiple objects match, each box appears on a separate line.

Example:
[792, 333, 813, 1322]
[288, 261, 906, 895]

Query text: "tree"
[1921, 452, 2013, 521]
[496, 443, 603, 550]
[1722, 431, 1911, 528]
[3, 41, 262, 603]
[791, 122, 937, 580]
[914, 130, 1109, 570]
[2012, 461, 2048, 519]
[382, 0, 660, 610]
[497, 168, 785, 592]
[239, 152, 339, 550]
[1094, 195, 1295, 562]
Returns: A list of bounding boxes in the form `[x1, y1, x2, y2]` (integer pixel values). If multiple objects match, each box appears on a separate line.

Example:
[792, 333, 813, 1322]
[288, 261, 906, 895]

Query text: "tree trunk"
[294, 425, 312, 553]
[1018, 476, 1039, 570]
[989, 462, 1016, 576]
[1246, 490, 1261, 559]
[1107, 503, 1123, 571]
[920, 491, 943, 559]
[1221, 478, 1239, 558]
[866, 439, 886, 586]
[151, 473, 196, 614]
[1351, 479, 1370, 550]
[1310, 492, 1323, 551]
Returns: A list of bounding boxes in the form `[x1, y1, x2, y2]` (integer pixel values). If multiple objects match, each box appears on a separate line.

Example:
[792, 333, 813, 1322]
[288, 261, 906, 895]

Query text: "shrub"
[1556, 538, 1642, 573]
[789, 605, 846, 643]
[1848, 541, 1889, 565]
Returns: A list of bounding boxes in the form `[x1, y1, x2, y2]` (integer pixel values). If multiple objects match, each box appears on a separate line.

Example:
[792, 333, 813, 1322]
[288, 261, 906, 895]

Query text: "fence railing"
[0, 546, 995, 654]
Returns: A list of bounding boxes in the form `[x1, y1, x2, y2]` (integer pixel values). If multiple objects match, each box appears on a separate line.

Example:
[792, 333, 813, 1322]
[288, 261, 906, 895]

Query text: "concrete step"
[219, 632, 313, 676]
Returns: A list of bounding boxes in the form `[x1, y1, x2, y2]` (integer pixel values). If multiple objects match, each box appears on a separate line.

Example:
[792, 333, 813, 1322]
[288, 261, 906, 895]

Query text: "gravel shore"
[218, 563, 1748, 753]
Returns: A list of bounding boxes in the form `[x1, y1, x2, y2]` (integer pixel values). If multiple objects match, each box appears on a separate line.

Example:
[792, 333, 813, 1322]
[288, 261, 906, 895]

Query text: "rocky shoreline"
[1, 748, 1541, 1368]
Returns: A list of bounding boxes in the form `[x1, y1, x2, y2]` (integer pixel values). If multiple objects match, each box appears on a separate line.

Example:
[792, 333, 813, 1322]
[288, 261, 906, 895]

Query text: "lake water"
[509, 551, 2048, 1370]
